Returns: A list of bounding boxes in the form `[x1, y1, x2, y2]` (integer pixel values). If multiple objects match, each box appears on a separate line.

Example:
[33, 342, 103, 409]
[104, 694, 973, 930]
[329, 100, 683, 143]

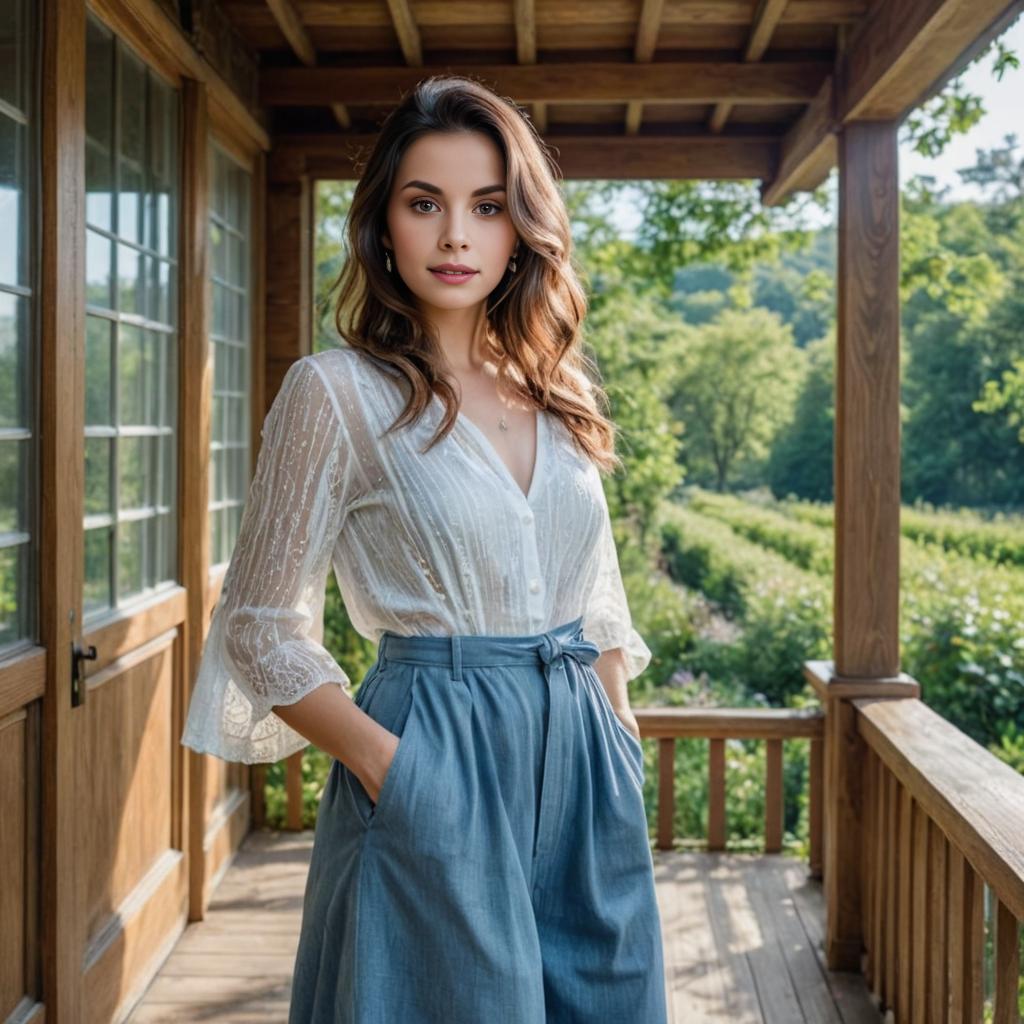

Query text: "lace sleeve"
[581, 479, 652, 681]
[181, 356, 353, 763]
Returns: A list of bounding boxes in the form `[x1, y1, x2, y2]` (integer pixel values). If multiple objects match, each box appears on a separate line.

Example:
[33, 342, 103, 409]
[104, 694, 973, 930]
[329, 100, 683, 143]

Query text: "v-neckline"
[359, 350, 546, 505]
[451, 404, 545, 505]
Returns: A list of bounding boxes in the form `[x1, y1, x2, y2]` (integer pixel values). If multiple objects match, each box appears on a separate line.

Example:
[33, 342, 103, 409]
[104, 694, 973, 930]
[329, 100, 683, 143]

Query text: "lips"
[428, 264, 480, 285]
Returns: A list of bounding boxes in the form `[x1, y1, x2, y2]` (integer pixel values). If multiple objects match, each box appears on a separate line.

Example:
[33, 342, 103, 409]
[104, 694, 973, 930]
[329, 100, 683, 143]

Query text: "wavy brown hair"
[330, 73, 621, 473]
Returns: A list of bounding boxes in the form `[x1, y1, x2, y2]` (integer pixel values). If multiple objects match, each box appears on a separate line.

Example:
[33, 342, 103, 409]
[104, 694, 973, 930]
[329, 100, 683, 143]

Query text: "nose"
[439, 211, 470, 251]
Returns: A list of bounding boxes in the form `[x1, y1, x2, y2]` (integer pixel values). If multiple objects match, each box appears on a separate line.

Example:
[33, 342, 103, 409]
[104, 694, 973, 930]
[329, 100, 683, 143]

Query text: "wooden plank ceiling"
[220, 0, 1024, 203]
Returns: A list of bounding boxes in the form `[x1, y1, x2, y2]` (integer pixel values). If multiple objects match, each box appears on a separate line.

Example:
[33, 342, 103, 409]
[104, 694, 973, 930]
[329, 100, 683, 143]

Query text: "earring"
[385, 250, 393, 272]
[509, 252, 517, 273]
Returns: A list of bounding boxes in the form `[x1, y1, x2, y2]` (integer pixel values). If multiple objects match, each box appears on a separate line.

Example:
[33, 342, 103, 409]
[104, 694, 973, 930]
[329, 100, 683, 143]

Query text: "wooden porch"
[125, 833, 880, 1024]
[9, 0, 1024, 1021]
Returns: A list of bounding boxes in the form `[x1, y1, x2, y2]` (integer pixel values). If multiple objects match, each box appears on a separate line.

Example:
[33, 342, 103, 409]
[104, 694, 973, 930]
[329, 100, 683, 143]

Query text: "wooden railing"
[855, 695, 1023, 1022]
[632, 705, 824, 870]
[265, 705, 827, 867]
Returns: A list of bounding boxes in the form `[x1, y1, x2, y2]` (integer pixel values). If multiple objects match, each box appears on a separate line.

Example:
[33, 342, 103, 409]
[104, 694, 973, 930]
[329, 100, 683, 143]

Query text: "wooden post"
[264, 168, 315, 410]
[824, 117, 904, 972]
[39, 0, 86, 1017]
[180, 76, 212, 921]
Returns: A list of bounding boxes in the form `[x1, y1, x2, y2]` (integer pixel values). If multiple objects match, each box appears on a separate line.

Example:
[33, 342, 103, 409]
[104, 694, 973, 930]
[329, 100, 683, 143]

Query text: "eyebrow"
[400, 179, 507, 198]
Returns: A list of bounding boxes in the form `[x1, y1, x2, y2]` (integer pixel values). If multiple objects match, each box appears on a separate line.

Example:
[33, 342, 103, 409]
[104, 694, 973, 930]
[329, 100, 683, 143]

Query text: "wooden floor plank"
[656, 851, 730, 1021]
[755, 857, 844, 1022]
[126, 831, 882, 1022]
[730, 855, 805, 1021]
[698, 852, 764, 1021]
[776, 859, 884, 1023]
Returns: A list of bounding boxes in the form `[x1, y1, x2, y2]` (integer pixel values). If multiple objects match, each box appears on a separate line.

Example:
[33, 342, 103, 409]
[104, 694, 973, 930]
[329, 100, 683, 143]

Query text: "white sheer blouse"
[181, 345, 652, 763]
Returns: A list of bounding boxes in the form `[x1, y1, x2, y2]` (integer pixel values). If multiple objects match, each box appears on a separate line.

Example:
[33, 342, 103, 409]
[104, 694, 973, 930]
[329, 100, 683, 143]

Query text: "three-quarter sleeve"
[581, 478, 653, 681]
[181, 355, 353, 764]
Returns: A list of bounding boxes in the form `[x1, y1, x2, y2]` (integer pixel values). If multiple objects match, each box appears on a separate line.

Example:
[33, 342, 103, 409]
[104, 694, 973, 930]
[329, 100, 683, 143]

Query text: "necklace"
[499, 415, 508, 431]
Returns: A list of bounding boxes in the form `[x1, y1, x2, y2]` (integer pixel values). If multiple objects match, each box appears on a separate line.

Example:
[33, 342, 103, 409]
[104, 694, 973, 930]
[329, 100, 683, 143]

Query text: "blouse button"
[529, 578, 541, 593]
[522, 511, 534, 525]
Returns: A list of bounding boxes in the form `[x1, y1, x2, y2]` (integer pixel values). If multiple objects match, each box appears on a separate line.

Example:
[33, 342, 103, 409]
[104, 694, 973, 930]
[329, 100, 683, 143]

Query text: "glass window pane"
[0, 115, 28, 288]
[85, 19, 179, 619]
[117, 241, 143, 315]
[118, 323, 144, 426]
[85, 16, 114, 231]
[0, 0, 25, 110]
[0, 544, 28, 648]
[0, 439, 25, 532]
[84, 437, 112, 516]
[84, 528, 111, 615]
[0, 0, 35, 650]
[208, 145, 252, 568]
[117, 517, 144, 600]
[117, 46, 145, 245]
[86, 228, 113, 310]
[85, 316, 112, 425]
[0, 291, 27, 429]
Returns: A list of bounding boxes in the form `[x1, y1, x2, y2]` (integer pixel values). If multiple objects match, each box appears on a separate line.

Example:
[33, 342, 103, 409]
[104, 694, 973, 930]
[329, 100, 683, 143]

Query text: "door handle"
[71, 641, 98, 707]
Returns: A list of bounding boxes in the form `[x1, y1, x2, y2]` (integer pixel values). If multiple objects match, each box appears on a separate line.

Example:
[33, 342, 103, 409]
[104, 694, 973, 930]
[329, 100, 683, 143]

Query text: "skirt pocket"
[584, 666, 646, 779]
[344, 666, 420, 829]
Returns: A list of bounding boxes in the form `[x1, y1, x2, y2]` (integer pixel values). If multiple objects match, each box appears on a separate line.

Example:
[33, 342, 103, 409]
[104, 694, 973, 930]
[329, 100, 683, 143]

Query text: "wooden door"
[0, 1, 265, 1020]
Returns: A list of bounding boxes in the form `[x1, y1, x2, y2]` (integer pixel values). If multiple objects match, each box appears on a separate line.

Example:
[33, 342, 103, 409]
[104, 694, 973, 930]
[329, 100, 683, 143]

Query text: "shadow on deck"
[126, 829, 881, 1023]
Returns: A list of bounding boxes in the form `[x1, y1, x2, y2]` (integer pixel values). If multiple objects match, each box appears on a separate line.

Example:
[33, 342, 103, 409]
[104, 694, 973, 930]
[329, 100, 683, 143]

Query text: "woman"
[182, 74, 668, 1023]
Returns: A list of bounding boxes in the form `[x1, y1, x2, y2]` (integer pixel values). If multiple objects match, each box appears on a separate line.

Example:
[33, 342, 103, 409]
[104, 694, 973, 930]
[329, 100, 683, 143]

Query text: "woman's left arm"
[593, 647, 642, 741]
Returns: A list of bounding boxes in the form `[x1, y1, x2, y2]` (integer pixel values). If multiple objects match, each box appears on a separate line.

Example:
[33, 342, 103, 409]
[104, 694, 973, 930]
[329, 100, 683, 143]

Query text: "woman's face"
[382, 130, 519, 315]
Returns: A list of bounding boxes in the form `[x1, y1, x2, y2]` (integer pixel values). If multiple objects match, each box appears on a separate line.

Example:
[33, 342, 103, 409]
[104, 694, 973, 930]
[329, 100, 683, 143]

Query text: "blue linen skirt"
[287, 615, 668, 1023]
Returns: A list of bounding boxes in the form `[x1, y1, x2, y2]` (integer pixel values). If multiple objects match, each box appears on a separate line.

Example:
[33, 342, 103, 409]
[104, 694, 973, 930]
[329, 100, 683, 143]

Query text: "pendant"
[499, 416, 508, 431]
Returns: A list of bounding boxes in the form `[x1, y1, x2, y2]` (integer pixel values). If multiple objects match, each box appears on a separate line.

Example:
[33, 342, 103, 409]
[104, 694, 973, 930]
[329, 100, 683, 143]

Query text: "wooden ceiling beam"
[269, 0, 866, 30]
[762, 0, 1024, 205]
[259, 60, 831, 106]
[709, 0, 789, 133]
[270, 132, 780, 181]
[385, 0, 424, 65]
[513, 0, 548, 133]
[625, 0, 667, 135]
[264, 0, 351, 129]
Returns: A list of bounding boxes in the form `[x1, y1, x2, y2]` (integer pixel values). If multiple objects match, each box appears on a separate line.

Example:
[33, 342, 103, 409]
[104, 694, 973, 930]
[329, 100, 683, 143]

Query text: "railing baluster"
[928, 821, 949, 1022]
[863, 747, 875, 987]
[809, 735, 823, 877]
[898, 786, 913, 1022]
[994, 897, 1020, 1024]
[870, 751, 884, 997]
[886, 769, 898, 1010]
[912, 804, 929, 1022]
[656, 736, 675, 852]
[964, 859, 984, 1023]
[286, 750, 303, 831]
[764, 737, 782, 853]
[708, 737, 725, 851]
[948, 844, 967, 1023]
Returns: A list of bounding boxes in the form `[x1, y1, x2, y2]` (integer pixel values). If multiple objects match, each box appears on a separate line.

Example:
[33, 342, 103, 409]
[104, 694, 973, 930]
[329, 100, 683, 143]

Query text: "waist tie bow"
[531, 629, 602, 867]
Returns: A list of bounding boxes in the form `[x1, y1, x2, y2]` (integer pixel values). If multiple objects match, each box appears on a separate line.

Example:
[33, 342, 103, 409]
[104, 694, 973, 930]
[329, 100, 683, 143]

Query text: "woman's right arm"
[214, 355, 396, 797]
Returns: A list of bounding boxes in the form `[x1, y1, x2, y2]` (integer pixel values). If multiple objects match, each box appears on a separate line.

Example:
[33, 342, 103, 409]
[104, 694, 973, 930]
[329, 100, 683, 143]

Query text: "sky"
[899, 13, 1024, 201]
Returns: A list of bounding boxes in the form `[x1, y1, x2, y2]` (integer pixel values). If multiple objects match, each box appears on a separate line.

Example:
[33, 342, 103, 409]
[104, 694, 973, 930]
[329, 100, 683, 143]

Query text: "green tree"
[669, 308, 804, 491]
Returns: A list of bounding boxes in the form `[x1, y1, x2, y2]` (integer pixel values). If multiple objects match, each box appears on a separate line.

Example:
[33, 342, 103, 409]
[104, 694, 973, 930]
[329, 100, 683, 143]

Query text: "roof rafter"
[625, 0, 667, 135]
[264, 0, 352, 128]
[385, 0, 423, 65]
[708, 0, 789, 134]
[513, 0, 547, 133]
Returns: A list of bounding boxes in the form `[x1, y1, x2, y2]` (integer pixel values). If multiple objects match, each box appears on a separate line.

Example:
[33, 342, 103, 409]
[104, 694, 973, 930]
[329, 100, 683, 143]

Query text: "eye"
[477, 201, 503, 216]
[411, 199, 438, 213]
